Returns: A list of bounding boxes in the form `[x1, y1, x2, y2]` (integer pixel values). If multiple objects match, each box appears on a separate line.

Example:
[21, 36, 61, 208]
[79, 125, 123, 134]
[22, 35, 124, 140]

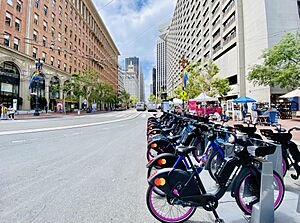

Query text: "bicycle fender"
[146, 153, 186, 170]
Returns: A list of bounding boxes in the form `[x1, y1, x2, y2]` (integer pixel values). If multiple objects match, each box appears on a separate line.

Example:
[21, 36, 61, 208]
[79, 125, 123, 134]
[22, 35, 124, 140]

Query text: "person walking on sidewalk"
[1, 104, 8, 120]
[7, 105, 15, 120]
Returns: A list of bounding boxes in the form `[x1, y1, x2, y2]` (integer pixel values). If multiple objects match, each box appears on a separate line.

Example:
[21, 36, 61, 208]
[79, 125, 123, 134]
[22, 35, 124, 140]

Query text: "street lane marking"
[11, 139, 26, 144]
[0, 113, 141, 136]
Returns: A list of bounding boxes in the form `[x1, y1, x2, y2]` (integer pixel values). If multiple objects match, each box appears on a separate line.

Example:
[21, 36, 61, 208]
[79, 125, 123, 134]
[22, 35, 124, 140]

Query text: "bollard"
[77, 109, 81, 115]
[250, 159, 274, 223]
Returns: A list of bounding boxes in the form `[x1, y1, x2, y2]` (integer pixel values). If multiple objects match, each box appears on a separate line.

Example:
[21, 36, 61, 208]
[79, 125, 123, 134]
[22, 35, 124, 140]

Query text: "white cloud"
[94, 0, 176, 100]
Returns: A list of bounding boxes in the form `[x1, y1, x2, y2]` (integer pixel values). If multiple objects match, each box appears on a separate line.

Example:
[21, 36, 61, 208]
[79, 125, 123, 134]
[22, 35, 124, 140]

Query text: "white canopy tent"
[280, 88, 300, 98]
[194, 93, 218, 102]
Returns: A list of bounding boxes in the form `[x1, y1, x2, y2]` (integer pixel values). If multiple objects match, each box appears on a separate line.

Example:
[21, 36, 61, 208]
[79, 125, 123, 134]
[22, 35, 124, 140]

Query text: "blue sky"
[94, 0, 176, 100]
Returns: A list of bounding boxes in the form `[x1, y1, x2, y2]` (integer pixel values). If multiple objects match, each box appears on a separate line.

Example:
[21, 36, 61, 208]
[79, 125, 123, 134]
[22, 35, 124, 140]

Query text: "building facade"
[152, 66, 157, 97]
[156, 23, 169, 96]
[125, 56, 139, 76]
[123, 64, 139, 99]
[117, 67, 125, 93]
[0, 0, 119, 110]
[166, 0, 300, 103]
[138, 69, 145, 102]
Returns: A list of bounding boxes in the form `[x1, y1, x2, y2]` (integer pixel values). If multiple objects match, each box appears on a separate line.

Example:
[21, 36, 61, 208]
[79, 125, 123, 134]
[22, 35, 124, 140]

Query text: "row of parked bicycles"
[145, 112, 300, 223]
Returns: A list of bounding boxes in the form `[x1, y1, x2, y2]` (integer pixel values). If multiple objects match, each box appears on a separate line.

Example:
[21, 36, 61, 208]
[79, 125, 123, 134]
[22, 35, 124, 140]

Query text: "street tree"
[130, 96, 139, 106]
[148, 94, 156, 103]
[175, 60, 231, 99]
[248, 32, 300, 90]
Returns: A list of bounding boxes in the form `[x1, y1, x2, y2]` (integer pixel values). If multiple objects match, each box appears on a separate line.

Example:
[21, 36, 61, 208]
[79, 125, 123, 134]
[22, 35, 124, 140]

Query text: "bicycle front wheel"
[235, 170, 285, 215]
[146, 185, 196, 223]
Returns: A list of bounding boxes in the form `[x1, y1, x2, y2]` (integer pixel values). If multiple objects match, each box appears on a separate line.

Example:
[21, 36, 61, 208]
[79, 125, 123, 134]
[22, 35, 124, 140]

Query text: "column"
[45, 78, 50, 109]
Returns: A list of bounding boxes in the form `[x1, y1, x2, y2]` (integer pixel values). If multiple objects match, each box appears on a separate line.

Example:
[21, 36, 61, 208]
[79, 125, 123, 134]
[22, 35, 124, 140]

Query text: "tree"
[174, 60, 231, 99]
[148, 94, 156, 103]
[248, 32, 300, 90]
[130, 96, 138, 106]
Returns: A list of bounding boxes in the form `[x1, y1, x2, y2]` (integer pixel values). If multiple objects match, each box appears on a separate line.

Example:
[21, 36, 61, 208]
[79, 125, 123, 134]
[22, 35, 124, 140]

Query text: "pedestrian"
[251, 103, 258, 124]
[1, 104, 8, 119]
[7, 105, 15, 120]
[0, 104, 2, 119]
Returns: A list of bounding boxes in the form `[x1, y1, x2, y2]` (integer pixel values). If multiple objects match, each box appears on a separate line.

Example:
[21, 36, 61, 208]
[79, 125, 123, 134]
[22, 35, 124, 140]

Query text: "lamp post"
[33, 58, 44, 116]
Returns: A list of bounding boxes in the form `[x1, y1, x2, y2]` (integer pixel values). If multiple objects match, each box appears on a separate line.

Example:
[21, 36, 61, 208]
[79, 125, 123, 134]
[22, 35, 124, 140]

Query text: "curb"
[0, 113, 141, 136]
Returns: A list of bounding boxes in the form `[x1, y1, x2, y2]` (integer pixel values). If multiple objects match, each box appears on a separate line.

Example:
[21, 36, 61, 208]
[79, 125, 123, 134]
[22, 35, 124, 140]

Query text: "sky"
[93, 0, 177, 100]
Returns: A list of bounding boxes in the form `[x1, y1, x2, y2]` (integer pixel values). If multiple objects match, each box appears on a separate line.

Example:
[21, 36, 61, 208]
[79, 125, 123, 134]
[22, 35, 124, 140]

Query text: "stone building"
[0, 0, 119, 110]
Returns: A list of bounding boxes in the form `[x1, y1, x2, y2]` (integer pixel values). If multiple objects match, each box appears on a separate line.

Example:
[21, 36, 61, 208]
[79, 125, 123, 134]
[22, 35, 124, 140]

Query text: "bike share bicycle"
[146, 130, 285, 223]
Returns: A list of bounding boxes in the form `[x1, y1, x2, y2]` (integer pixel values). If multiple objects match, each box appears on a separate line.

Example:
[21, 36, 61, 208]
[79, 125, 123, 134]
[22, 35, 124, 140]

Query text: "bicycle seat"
[254, 146, 276, 157]
[176, 146, 197, 156]
[168, 135, 182, 142]
[260, 129, 292, 143]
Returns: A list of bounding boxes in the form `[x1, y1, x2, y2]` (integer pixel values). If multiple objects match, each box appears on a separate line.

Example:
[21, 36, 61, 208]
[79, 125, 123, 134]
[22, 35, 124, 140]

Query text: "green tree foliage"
[248, 32, 300, 90]
[174, 60, 231, 99]
[148, 94, 156, 103]
[130, 96, 139, 105]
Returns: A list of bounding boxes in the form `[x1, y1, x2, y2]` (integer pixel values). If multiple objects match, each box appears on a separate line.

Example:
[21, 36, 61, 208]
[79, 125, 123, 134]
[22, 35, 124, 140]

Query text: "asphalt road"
[0, 110, 299, 223]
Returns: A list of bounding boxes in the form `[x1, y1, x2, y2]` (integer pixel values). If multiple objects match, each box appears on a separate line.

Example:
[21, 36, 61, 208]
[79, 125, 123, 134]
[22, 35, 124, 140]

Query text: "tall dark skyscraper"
[125, 57, 140, 75]
[152, 66, 157, 97]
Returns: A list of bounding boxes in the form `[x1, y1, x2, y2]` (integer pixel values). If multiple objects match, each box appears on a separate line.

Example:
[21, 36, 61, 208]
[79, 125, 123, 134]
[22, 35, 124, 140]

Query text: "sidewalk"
[0, 110, 112, 120]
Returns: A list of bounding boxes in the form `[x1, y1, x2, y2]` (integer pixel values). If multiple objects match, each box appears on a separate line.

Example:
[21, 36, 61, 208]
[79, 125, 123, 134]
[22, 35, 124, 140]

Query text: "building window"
[51, 27, 55, 37]
[7, 0, 13, 6]
[64, 51, 67, 59]
[69, 42, 72, 51]
[65, 13, 68, 21]
[58, 6, 62, 15]
[51, 13, 55, 22]
[64, 63, 67, 71]
[70, 19, 73, 27]
[34, 13, 39, 25]
[70, 30, 72, 38]
[58, 60, 61, 68]
[64, 37, 67, 46]
[65, 25, 68, 33]
[58, 46, 61, 55]
[15, 18, 21, 31]
[5, 12, 12, 26]
[50, 56, 54, 66]
[58, 32, 61, 42]
[69, 66, 72, 73]
[43, 20, 47, 31]
[51, 0, 56, 8]
[74, 35, 77, 42]
[42, 36, 46, 47]
[58, 19, 62, 28]
[4, 33, 10, 47]
[42, 52, 46, 62]
[16, 0, 23, 12]
[32, 47, 37, 58]
[35, 0, 39, 8]
[44, 5, 48, 16]
[33, 30, 38, 42]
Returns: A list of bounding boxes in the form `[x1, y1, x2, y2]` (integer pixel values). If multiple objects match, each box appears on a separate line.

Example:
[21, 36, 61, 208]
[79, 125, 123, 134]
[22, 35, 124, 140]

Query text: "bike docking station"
[246, 139, 283, 223]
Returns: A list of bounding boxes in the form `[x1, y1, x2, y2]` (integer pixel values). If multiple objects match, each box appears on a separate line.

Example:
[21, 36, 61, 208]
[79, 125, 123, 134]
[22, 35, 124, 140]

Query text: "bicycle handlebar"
[289, 127, 300, 133]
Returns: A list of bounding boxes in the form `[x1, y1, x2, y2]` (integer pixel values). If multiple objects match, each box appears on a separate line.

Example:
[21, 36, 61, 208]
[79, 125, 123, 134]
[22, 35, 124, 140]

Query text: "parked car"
[147, 103, 157, 112]
[136, 102, 146, 111]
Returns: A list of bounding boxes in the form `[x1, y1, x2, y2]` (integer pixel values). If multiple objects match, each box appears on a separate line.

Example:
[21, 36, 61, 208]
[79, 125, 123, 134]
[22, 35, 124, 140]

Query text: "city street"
[0, 110, 299, 223]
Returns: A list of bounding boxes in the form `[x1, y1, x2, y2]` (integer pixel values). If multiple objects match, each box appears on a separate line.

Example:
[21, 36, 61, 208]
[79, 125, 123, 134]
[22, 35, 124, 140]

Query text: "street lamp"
[33, 58, 44, 116]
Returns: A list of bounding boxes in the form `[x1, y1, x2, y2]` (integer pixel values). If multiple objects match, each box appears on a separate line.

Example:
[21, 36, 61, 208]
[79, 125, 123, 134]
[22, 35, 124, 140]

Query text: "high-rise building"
[152, 66, 157, 97]
[125, 57, 139, 76]
[123, 64, 139, 99]
[0, 0, 119, 110]
[150, 84, 153, 95]
[167, 0, 300, 103]
[139, 68, 145, 102]
[118, 68, 125, 93]
[156, 22, 169, 95]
